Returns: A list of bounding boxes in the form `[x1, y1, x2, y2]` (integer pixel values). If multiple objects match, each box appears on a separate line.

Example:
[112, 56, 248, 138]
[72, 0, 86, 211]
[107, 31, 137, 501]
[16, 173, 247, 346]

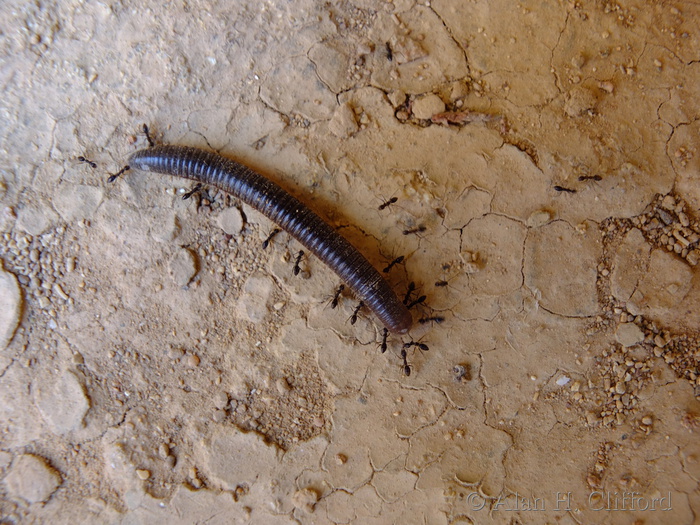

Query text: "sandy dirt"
[0, 0, 699, 523]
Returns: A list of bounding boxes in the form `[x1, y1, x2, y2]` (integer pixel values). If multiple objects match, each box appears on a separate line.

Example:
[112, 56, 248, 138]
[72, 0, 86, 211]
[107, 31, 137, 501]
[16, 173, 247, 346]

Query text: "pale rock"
[3, 454, 61, 504]
[615, 323, 644, 348]
[412, 94, 445, 119]
[217, 207, 244, 236]
[16, 202, 58, 236]
[169, 248, 197, 286]
[34, 370, 90, 434]
[52, 184, 103, 222]
[328, 103, 359, 138]
[0, 261, 21, 350]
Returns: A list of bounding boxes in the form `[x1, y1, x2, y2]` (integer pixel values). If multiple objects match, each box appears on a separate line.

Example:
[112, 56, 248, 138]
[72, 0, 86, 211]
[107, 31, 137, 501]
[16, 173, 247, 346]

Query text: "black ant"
[379, 328, 388, 353]
[400, 349, 411, 377]
[419, 316, 445, 325]
[400, 338, 430, 376]
[293, 250, 305, 276]
[385, 42, 393, 62]
[406, 295, 427, 310]
[143, 123, 155, 147]
[262, 228, 281, 249]
[78, 156, 97, 169]
[378, 196, 397, 210]
[350, 301, 364, 325]
[403, 341, 429, 352]
[330, 284, 345, 309]
[403, 282, 416, 305]
[578, 174, 602, 182]
[182, 183, 202, 200]
[383, 255, 404, 273]
[107, 165, 130, 183]
[403, 225, 426, 235]
[553, 185, 576, 194]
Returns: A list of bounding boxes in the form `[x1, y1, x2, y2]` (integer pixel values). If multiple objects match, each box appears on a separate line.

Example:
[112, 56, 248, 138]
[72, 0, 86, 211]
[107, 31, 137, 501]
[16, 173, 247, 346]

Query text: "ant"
[262, 228, 281, 249]
[406, 295, 427, 310]
[578, 174, 602, 182]
[400, 339, 430, 375]
[107, 165, 130, 183]
[553, 185, 576, 194]
[403, 341, 429, 352]
[383, 255, 404, 273]
[77, 156, 97, 169]
[403, 282, 416, 305]
[400, 348, 411, 376]
[330, 284, 345, 309]
[350, 301, 364, 325]
[293, 250, 305, 276]
[419, 316, 444, 325]
[379, 328, 388, 353]
[378, 196, 398, 210]
[434, 280, 449, 287]
[143, 123, 155, 147]
[182, 183, 202, 200]
[403, 225, 426, 235]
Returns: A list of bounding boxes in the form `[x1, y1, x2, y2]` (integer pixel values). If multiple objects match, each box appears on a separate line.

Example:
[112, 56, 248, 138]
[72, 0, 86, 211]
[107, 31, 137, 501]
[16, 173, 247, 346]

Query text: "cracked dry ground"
[0, 0, 699, 524]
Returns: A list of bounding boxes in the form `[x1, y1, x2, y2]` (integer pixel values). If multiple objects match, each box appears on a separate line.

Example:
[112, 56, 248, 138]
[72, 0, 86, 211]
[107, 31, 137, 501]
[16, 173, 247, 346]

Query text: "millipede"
[125, 144, 414, 334]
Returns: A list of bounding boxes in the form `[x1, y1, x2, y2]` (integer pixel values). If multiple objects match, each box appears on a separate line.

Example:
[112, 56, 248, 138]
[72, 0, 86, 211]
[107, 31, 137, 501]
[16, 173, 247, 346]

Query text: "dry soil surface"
[0, 1, 699, 524]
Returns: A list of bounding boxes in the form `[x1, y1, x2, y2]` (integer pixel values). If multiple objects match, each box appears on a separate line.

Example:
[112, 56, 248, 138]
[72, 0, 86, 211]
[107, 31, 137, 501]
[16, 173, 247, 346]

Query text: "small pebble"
[292, 488, 319, 513]
[217, 207, 244, 236]
[168, 347, 185, 359]
[276, 377, 291, 394]
[136, 469, 150, 480]
[213, 390, 229, 409]
[185, 354, 200, 367]
[412, 93, 445, 119]
[3, 455, 62, 504]
[556, 375, 570, 386]
[53, 283, 69, 300]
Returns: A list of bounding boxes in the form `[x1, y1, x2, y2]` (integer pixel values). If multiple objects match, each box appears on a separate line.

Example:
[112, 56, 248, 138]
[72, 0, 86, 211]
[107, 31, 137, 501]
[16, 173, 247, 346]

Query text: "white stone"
[3, 454, 61, 504]
[169, 248, 197, 286]
[34, 370, 90, 434]
[217, 207, 244, 236]
[0, 261, 21, 350]
[615, 323, 644, 347]
[411, 94, 445, 120]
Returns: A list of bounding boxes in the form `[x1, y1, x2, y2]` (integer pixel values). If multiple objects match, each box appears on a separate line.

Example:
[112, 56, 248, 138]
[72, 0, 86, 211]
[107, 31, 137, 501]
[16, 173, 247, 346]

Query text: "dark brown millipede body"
[128, 145, 413, 333]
